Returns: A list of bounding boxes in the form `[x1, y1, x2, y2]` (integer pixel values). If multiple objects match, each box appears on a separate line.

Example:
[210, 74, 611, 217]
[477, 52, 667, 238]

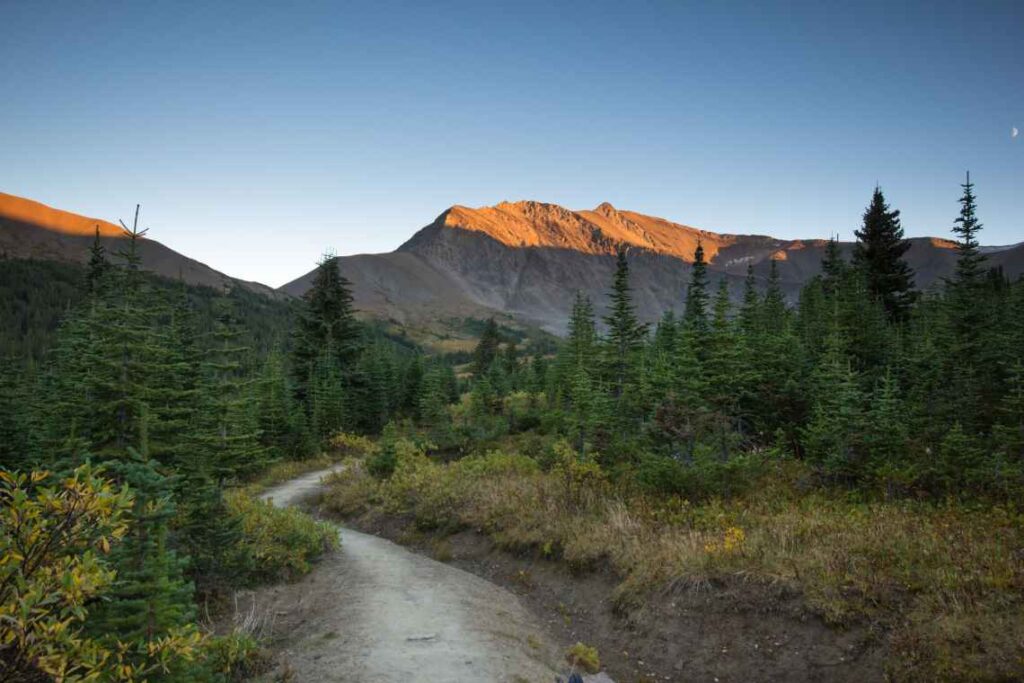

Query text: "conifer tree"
[310, 348, 346, 441]
[601, 248, 648, 401]
[821, 236, 846, 295]
[256, 347, 298, 460]
[197, 298, 266, 483]
[762, 258, 787, 334]
[951, 172, 986, 288]
[291, 253, 361, 405]
[704, 280, 747, 457]
[0, 358, 29, 470]
[85, 226, 110, 296]
[739, 264, 760, 336]
[853, 187, 915, 321]
[472, 318, 502, 378]
[945, 172, 989, 432]
[683, 240, 710, 339]
[802, 319, 864, 479]
[864, 369, 911, 496]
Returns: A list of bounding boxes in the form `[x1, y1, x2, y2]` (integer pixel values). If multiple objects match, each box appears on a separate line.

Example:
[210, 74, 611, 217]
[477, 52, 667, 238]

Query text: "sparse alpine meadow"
[320, 431, 1022, 682]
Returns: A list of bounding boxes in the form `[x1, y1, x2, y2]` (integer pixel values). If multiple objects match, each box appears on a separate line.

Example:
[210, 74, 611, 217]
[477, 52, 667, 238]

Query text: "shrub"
[0, 466, 202, 683]
[203, 631, 272, 681]
[367, 445, 398, 480]
[225, 491, 338, 583]
[566, 641, 601, 673]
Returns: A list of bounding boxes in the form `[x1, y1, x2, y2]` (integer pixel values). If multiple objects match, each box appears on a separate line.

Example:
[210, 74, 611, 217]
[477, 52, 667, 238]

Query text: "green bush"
[367, 444, 398, 480]
[225, 491, 338, 583]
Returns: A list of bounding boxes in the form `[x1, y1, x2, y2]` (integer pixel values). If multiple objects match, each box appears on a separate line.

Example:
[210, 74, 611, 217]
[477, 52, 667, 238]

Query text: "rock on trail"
[253, 467, 563, 683]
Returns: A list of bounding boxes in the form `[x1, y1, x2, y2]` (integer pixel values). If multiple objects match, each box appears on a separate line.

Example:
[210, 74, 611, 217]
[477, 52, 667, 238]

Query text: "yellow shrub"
[0, 466, 202, 683]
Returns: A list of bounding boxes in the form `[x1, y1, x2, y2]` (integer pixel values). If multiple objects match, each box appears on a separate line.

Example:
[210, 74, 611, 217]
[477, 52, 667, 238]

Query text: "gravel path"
[256, 467, 563, 683]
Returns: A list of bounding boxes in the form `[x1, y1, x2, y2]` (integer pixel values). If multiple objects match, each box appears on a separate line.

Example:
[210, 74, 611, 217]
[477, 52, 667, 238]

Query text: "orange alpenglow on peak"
[437, 199, 737, 263]
[0, 192, 125, 238]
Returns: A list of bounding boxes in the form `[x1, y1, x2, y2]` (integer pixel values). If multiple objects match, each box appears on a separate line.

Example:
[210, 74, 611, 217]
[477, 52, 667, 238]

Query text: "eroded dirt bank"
[344, 513, 887, 683]
[244, 469, 564, 682]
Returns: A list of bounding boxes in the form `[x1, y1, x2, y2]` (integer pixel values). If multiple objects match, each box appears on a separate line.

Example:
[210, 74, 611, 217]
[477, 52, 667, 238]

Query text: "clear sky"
[2, 0, 1021, 286]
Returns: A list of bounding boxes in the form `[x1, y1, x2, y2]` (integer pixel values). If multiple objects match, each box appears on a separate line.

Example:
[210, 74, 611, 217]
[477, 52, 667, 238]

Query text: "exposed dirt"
[241, 469, 566, 682]
[345, 512, 888, 683]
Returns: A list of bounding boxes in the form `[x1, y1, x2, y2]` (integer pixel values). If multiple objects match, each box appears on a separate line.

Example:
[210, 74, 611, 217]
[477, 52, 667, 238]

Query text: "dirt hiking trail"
[253, 467, 565, 683]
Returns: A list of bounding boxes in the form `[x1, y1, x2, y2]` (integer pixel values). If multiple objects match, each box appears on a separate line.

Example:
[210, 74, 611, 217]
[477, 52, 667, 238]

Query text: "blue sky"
[2, 0, 1021, 286]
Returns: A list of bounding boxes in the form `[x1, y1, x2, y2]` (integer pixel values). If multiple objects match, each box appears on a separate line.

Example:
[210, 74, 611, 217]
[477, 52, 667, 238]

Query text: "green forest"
[1, 175, 1022, 681]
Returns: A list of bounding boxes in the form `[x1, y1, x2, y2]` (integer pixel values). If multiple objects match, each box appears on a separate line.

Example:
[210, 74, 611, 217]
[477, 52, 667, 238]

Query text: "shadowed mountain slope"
[283, 200, 1024, 334]
[0, 192, 281, 298]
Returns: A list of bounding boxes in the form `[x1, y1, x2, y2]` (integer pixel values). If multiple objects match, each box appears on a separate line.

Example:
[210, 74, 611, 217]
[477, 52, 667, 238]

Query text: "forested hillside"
[0, 258, 297, 362]
[1, 177, 1022, 682]
[0, 213, 439, 681]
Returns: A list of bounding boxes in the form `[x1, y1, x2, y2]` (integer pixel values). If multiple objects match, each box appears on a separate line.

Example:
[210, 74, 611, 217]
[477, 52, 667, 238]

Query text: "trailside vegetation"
[0, 216, 408, 680]
[323, 177, 1024, 682]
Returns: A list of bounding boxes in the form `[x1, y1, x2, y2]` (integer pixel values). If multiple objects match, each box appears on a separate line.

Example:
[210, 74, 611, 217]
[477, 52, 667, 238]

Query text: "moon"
[1014, 126, 1020, 139]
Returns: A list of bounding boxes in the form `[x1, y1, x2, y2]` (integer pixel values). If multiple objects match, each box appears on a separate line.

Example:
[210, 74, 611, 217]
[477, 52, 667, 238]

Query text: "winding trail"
[254, 467, 562, 683]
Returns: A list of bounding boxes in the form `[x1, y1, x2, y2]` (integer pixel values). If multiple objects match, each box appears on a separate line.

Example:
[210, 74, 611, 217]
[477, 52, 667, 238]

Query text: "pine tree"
[739, 264, 760, 336]
[417, 363, 450, 426]
[993, 360, 1024, 464]
[802, 319, 865, 480]
[864, 369, 911, 496]
[310, 348, 346, 441]
[0, 358, 29, 470]
[853, 187, 915, 321]
[291, 253, 361, 406]
[256, 347, 297, 460]
[683, 240, 710, 339]
[704, 281, 747, 458]
[946, 172, 989, 432]
[85, 226, 110, 296]
[762, 258, 787, 334]
[472, 318, 502, 378]
[601, 248, 648, 402]
[821, 235, 846, 296]
[196, 298, 266, 483]
[951, 172, 986, 288]
[85, 446, 195, 659]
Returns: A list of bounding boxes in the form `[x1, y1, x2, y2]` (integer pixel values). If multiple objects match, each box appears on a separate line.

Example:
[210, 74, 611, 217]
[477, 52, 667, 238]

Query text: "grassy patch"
[566, 641, 601, 673]
[321, 440, 1024, 682]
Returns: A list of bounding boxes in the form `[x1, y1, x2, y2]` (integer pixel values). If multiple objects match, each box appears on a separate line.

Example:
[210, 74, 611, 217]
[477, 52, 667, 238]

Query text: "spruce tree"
[472, 318, 502, 378]
[821, 236, 846, 296]
[683, 240, 710, 339]
[853, 187, 915, 321]
[864, 369, 911, 496]
[739, 264, 760, 336]
[946, 172, 988, 432]
[291, 253, 361, 406]
[601, 248, 648, 401]
[85, 226, 110, 296]
[197, 298, 266, 483]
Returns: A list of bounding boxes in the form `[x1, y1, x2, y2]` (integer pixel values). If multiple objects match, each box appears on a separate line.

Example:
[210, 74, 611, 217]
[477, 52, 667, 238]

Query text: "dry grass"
[322, 442, 1024, 682]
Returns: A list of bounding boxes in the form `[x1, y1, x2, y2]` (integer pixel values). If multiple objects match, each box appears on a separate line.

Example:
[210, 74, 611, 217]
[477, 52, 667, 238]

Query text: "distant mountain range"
[283, 200, 1024, 333]
[4, 192, 1022, 335]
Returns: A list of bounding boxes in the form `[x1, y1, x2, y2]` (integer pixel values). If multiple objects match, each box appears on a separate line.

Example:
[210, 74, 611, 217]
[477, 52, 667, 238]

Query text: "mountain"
[0, 192, 280, 298]
[282, 200, 1024, 334]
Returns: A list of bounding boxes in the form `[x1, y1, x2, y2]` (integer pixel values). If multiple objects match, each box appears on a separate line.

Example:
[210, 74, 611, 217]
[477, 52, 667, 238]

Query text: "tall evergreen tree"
[291, 253, 361, 406]
[601, 248, 648, 401]
[945, 172, 989, 432]
[472, 318, 502, 378]
[683, 240, 710, 338]
[853, 187, 915, 321]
